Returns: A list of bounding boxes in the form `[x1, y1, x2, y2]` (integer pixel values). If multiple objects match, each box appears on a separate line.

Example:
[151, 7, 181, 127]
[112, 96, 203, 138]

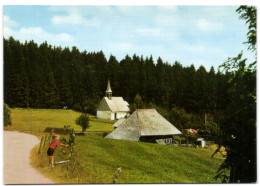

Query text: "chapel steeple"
[106, 78, 112, 100]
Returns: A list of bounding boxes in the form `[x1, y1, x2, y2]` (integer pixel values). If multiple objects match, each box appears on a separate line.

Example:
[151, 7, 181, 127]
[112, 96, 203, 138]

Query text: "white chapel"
[96, 79, 130, 120]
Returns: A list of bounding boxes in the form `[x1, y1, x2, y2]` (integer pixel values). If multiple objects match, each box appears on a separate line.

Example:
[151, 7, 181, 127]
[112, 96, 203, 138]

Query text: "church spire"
[106, 78, 112, 100]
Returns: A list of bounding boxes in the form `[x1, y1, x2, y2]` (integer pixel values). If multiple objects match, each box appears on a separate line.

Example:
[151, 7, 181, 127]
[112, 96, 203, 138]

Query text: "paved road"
[4, 131, 53, 184]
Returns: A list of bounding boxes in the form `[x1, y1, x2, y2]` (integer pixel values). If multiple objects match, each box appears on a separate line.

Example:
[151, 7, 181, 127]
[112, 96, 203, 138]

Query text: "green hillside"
[6, 108, 225, 183]
[5, 108, 114, 135]
[32, 136, 225, 183]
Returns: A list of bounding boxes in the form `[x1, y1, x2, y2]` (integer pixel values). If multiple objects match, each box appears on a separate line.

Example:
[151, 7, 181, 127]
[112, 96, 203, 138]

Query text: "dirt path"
[4, 131, 53, 184]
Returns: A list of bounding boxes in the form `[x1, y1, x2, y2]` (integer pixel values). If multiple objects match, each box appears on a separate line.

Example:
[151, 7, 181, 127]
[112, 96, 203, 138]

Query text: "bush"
[4, 103, 12, 127]
[174, 136, 185, 144]
[75, 113, 90, 132]
[181, 130, 200, 146]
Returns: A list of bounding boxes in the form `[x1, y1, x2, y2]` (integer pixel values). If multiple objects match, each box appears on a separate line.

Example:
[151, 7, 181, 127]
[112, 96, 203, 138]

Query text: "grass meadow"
[6, 108, 225, 183]
[31, 136, 225, 183]
[5, 108, 114, 136]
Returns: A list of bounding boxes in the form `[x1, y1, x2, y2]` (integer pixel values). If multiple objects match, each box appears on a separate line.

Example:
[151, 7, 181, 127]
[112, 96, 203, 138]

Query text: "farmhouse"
[105, 109, 182, 144]
[96, 79, 130, 120]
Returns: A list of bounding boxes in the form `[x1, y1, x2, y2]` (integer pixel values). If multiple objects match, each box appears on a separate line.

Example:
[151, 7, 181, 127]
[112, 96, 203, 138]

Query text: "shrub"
[4, 103, 12, 127]
[75, 113, 90, 132]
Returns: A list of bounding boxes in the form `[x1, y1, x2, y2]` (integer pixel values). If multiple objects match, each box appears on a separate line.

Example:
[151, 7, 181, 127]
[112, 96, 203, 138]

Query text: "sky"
[3, 5, 255, 71]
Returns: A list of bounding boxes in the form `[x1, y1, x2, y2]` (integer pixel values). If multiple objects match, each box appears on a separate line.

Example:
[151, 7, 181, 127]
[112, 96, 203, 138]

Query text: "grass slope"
[32, 136, 224, 183]
[5, 108, 114, 135]
[6, 108, 225, 183]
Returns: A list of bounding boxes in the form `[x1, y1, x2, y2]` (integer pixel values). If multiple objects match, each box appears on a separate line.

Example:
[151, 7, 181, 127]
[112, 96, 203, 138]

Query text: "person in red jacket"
[47, 134, 68, 168]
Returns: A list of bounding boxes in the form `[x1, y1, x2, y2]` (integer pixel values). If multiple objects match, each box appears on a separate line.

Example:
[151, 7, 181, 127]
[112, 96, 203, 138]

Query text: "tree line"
[4, 36, 230, 117]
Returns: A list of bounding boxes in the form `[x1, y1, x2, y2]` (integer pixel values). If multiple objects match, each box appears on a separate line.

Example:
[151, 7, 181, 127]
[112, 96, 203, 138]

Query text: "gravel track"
[4, 131, 53, 184]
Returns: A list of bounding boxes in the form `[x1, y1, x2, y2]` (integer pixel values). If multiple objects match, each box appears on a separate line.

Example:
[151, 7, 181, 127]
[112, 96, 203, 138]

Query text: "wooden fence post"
[38, 136, 44, 154]
[49, 129, 54, 144]
[48, 133, 51, 144]
[43, 134, 46, 147]
[70, 152, 80, 177]
[45, 133, 49, 144]
[112, 167, 122, 184]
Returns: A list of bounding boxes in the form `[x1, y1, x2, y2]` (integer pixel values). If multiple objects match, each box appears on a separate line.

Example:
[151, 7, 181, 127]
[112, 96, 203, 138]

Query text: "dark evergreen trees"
[4, 37, 230, 128]
[4, 34, 252, 140]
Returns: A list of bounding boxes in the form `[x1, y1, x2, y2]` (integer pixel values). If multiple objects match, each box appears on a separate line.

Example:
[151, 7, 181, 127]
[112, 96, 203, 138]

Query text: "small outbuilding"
[97, 79, 130, 120]
[197, 138, 206, 148]
[105, 109, 182, 144]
